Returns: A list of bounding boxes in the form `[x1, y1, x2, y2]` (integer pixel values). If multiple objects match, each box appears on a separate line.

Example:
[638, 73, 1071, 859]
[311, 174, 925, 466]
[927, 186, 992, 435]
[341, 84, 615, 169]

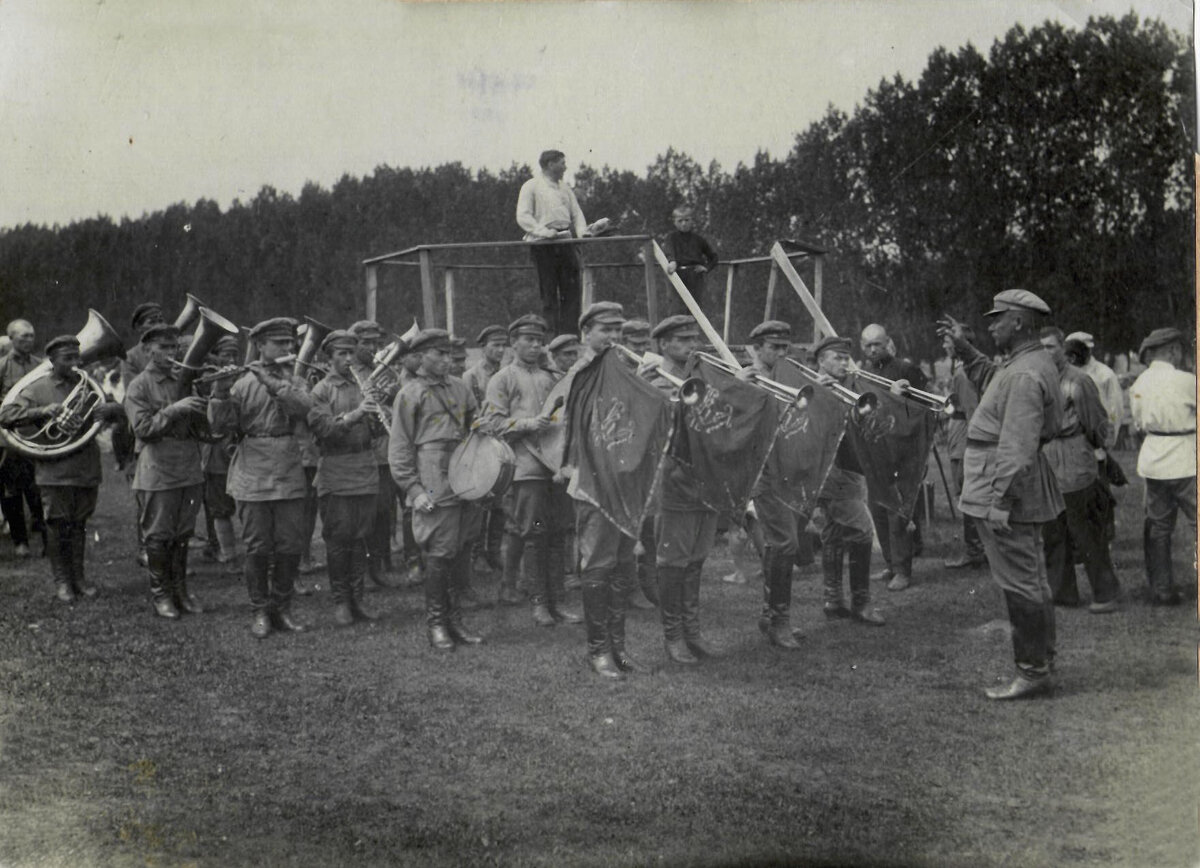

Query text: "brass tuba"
[294, 316, 333, 380]
[173, 293, 208, 333]
[0, 310, 126, 458]
[175, 307, 241, 394]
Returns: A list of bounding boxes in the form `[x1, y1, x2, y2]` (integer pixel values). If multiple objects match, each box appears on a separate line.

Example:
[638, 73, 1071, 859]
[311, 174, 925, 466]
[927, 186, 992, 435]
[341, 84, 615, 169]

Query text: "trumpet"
[614, 345, 706, 405]
[850, 367, 955, 416]
[350, 366, 393, 433]
[695, 352, 815, 409]
[779, 358, 878, 415]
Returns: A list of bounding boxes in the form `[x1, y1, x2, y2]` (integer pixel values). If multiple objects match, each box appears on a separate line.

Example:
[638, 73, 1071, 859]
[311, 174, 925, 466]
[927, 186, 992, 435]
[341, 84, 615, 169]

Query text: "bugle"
[614, 345, 706, 405]
[851, 367, 955, 416]
[695, 352, 815, 409]
[779, 358, 877, 414]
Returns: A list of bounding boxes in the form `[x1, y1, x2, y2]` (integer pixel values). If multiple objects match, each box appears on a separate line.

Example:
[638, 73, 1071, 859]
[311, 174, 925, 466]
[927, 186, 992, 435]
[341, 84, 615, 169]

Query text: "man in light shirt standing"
[516, 150, 589, 334]
[1128, 327, 1196, 607]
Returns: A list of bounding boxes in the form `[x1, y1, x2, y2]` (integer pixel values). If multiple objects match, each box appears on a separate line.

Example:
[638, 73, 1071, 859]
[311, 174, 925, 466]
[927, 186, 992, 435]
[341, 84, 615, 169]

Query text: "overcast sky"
[0, 0, 1191, 229]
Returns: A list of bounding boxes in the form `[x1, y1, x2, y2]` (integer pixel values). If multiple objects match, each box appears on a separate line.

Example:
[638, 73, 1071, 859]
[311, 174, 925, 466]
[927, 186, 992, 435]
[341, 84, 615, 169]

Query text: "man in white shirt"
[1065, 332, 1122, 449]
[1128, 327, 1196, 606]
[515, 150, 589, 334]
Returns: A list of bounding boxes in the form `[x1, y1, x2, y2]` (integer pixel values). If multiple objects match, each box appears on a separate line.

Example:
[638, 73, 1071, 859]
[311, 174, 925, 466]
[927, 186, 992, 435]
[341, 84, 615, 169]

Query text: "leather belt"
[1147, 429, 1195, 436]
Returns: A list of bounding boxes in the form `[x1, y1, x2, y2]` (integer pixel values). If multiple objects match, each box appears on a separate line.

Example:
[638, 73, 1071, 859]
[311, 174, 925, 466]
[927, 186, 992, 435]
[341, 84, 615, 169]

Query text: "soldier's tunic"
[352, 359, 399, 576]
[389, 372, 478, 560]
[0, 349, 46, 547]
[125, 362, 205, 544]
[465, 356, 506, 564]
[208, 366, 312, 555]
[463, 358, 502, 409]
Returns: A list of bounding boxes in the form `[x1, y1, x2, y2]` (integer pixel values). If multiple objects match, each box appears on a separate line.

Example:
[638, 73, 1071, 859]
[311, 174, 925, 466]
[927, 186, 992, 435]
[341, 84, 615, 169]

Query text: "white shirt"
[1130, 360, 1196, 479]
[1080, 357, 1123, 448]
[516, 173, 587, 241]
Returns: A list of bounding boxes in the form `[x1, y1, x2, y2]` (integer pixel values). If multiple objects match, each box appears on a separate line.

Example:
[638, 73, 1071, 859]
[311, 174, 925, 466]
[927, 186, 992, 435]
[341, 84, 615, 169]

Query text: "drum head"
[448, 433, 516, 500]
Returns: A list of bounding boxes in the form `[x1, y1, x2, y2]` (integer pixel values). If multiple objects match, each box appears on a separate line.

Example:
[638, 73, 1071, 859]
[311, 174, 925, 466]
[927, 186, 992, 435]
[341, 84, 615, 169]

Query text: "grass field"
[0, 450, 1196, 867]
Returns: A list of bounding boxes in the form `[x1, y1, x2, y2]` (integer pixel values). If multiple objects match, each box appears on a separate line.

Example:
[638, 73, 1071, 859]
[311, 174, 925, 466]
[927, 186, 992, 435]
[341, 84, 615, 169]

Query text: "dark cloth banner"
[845, 373, 937, 519]
[670, 357, 780, 517]
[771, 359, 850, 515]
[565, 347, 674, 539]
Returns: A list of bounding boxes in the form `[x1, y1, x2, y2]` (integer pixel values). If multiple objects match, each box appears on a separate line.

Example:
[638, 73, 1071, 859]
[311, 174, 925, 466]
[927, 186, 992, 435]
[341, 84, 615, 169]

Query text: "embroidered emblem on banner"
[593, 397, 635, 451]
[778, 405, 810, 439]
[856, 409, 896, 443]
[685, 389, 733, 435]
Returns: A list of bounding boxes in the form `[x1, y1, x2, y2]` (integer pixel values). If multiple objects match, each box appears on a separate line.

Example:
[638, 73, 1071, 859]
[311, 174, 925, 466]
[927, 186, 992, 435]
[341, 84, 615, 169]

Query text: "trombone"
[850, 366, 955, 416]
[614, 345, 706, 405]
[695, 352, 815, 409]
[779, 358, 877, 414]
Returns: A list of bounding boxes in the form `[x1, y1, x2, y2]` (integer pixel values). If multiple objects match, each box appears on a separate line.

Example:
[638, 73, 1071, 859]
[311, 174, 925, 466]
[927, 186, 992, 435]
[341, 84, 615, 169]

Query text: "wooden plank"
[362, 234, 654, 266]
[642, 241, 658, 324]
[813, 255, 823, 313]
[763, 262, 779, 321]
[443, 269, 456, 335]
[581, 266, 595, 311]
[649, 240, 739, 366]
[365, 265, 378, 322]
[418, 249, 437, 329]
[723, 265, 735, 345]
[770, 241, 837, 338]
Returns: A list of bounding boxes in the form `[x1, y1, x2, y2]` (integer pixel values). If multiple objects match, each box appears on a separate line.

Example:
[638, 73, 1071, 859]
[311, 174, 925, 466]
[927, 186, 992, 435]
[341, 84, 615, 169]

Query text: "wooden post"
[723, 265, 736, 344]
[763, 261, 779, 321]
[770, 241, 837, 338]
[642, 241, 659, 324]
[418, 248, 437, 329]
[443, 268, 456, 335]
[365, 264, 378, 321]
[582, 266, 596, 311]
[813, 254, 823, 314]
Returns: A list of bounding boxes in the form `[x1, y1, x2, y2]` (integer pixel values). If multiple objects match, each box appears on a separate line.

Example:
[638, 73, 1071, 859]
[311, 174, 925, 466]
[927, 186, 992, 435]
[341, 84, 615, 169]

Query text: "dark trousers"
[1144, 476, 1197, 599]
[237, 498, 308, 556]
[869, 502, 916, 577]
[1042, 482, 1120, 605]
[530, 243, 582, 335]
[0, 453, 44, 546]
[952, 457, 984, 559]
[301, 466, 319, 559]
[664, 268, 708, 317]
[367, 466, 396, 571]
[139, 484, 204, 546]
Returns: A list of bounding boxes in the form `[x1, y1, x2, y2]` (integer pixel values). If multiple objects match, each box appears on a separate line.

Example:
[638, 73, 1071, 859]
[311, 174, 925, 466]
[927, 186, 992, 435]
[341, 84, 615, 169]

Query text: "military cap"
[321, 329, 357, 354]
[547, 334, 579, 353]
[449, 337, 468, 356]
[985, 289, 1050, 317]
[214, 335, 241, 353]
[748, 320, 793, 344]
[141, 323, 182, 344]
[348, 320, 386, 340]
[578, 301, 626, 331]
[508, 314, 548, 338]
[1138, 327, 1184, 360]
[621, 319, 651, 338]
[409, 328, 453, 354]
[814, 335, 854, 359]
[130, 302, 164, 330]
[651, 315, 701, 340]
[476, 324, 509, 345]
[1065, 331, 1094, 348]
[44, 335, 80, 357]
[249, 317, 298, 340]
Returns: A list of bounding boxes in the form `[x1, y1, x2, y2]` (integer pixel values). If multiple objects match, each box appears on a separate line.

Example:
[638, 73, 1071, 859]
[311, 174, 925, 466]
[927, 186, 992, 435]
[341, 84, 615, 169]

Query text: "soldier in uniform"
[482, 314, 582, 627]
[200, 335, 241, 572]
[307, 330, 381, 626]
[548, 334, 581, 374]
[348, 320, 401, 588]
[619, 319, 659, 609]
[448, 338, 469, 378]
[744, 320, 805, 650]
[942, 326, 985, 569]
[812, 336, 885, 626]
[941, 290, 1064, 700]
[119, 303, 169, 566]
[389, 329, 484, 651]
[124, 324, 208, 619]
[464, 324, 510, 580]
[860, 323, 929, 591]
[564, 302, 641, 678]
[645, 315, 722, 663]
[0, 319, 47, 558]
[0, 335, 125, 601]
[208, 317, 314, 639]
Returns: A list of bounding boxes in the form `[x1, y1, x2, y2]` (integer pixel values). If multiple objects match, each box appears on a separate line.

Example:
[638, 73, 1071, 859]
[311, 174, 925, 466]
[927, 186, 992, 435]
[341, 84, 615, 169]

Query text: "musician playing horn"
[118, 303, 168, 567]
[646, 315, 723, 664]
[307, 329, 381, 626]
[482, 314, 582, 626]
[208, 317, 314, 639]
[200, 335, 241, 571]
[859, 323, 928, 592]
[0, 335, 124, 602]
[812, 336, 885, 626]
[389, 329, 484, 652]
[124, 324, 208, 620]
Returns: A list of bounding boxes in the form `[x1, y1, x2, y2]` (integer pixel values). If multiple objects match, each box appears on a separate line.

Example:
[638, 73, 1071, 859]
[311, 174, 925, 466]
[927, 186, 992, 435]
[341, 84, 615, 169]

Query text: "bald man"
[0, 319, 47, 558]
[860, 323, 929, 591]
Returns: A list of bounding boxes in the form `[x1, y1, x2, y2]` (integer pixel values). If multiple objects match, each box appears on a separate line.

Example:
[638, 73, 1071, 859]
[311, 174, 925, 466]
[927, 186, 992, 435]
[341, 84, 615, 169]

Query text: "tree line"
[0, 13, 1192, 362]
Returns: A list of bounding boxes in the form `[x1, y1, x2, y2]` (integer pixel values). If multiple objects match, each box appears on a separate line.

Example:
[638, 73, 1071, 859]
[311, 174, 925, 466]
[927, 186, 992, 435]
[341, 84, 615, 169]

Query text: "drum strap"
[425, 384, 467, 438]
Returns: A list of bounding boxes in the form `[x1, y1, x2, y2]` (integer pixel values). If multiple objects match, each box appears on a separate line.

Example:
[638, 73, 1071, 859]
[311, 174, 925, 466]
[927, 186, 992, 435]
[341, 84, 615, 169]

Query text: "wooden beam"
[813, 255, 823, 313]
[365, 264, 378, 321]
[443, 269, 456, 335]
[770, 241, 837, 338]
[581, 266, 596, 311]
[763, 262, 779, 321]
[418, 249, 437, 329]
[642, 241, 658, 324]
[649, 240, 739, 367]
[723, 264, 736, 345]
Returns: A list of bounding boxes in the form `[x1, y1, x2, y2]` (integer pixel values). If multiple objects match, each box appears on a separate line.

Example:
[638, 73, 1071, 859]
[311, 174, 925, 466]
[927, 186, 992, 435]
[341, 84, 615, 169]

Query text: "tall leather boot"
[659, 565, 696, 664]
[214, 517, 239, 573]
[1144, 519, 1179, 604]
[349, 542, 378, 622]
[243, 553, 272, 637]
[609, 568, 640, 672]
[757, 547, 776, 635]
[172, 541, 204, 614]
[147, 543, 179, 619]
[526, 538, 556, 627]
[767, 555, 802, 650]
[822, 539, 848, 618]
[848, 541, 885, 626]
[497, 532, 524, 605]
[424, 556, 455, 651]
[986, 590, 1052, 700]
[581, 569, 622, 679]
[682, 561, 721, 658]
[328, 544, 354, 626]
[270, 553, 306, 632]
[546, 535, 582, 624]
[68, 524, 97, 598]
[47, 520, 75, 603]
[637, 518, 660, 606]
[447, 549, 483, 645]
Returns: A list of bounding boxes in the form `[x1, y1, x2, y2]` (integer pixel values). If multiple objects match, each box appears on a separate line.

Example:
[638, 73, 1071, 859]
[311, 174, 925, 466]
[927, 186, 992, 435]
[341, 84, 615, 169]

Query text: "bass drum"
[448, 432, 517, 501]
